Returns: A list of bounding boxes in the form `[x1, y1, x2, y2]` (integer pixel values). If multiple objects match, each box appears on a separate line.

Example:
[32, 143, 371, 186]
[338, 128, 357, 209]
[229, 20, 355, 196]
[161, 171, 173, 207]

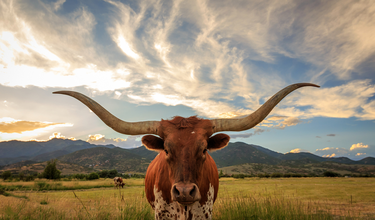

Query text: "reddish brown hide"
[143, 117, 228, 208]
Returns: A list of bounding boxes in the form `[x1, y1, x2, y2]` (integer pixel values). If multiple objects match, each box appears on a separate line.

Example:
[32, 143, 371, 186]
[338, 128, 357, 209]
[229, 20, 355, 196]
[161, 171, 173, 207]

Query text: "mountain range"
[1, 139, 374, 175]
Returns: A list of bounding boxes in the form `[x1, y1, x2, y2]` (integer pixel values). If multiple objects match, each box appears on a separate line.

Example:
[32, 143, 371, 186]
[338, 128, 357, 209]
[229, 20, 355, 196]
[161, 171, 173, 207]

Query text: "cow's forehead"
[163, 127, 210, 146]
[159, 117, 214, 140]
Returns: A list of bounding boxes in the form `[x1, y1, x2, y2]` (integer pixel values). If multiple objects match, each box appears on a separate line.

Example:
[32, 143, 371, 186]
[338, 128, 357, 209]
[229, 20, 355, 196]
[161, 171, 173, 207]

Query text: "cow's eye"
[203, 149, 207, 154]
[164, 149, 168, 155]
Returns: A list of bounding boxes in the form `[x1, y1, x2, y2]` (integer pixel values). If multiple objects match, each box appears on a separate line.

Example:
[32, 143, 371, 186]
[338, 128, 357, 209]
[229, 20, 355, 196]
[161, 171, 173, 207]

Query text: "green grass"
[0, 178, 374, 219]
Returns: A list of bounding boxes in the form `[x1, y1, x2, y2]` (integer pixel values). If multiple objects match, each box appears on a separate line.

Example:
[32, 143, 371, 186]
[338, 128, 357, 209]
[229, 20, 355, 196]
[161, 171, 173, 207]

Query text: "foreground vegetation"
[0, 177, 374, 219]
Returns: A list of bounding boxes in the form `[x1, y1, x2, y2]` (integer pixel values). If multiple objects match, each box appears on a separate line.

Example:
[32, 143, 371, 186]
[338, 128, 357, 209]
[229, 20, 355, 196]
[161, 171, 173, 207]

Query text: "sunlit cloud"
[315, 143, 375, 160]
[87, 134, 142, 148]
[116, 35, 140, 60]
[289, 148, 310, 153]
[260, 116, 305, 129]
[49, 132, 76, 140]
[0, 0, 374, 130]
[0, 117, 71, 134]
[289, 80, 375, 120]
[350, 143, 369, 151]
[0, 118, 73, 141]
[322, 153, 336, 158]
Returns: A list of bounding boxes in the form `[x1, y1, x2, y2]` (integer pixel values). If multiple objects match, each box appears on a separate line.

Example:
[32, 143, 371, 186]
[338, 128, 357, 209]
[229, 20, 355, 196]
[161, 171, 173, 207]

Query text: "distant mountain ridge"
[0, 138, 116, 166]
[1, 139, 374, 172]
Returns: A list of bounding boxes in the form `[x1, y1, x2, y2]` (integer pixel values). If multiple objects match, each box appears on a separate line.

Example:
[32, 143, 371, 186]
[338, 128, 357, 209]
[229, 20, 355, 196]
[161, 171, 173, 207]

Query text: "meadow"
[0, 177, 374, 219]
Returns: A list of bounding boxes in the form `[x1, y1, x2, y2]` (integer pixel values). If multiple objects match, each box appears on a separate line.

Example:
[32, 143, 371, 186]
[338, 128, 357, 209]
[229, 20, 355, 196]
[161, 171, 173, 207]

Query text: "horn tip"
[53, 91, 71, 95]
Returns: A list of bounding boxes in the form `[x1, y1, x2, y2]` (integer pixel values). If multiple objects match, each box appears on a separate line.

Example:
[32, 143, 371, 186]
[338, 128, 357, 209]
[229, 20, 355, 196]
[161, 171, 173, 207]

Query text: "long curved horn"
[211, 83, 319, 133]
[53, 91, 160, 135]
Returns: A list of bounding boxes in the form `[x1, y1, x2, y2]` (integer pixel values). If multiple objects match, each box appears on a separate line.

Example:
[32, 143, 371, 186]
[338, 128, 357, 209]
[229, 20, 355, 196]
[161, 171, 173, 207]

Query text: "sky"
[1, 0, 375, 160]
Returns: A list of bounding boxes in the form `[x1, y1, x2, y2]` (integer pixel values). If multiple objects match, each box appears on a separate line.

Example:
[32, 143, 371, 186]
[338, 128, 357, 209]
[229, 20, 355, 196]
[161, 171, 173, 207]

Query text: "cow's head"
[142, 116, 230, 205]
[53, 83, 319, 206]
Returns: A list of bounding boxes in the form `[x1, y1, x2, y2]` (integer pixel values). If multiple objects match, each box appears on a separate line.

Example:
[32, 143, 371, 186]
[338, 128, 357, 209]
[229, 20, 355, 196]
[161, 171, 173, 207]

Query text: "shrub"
[232, 174, 247, 179]
[1, 171, 12, 180]
[72, 173, 87, 180]
[35, 182, 50, 190]
[291, 173, 302, 178]
[131, 173, 145, 178]
[270, 173, 283, 178]
[42, 160, 61, 180]
[25, 174, 35, 181]
[40, 200, 48, 205]
[283, 173, 292, 178]
[323, 171, 340, 177]
[87, 173, 99, 180]
[19, 172, 25, 181]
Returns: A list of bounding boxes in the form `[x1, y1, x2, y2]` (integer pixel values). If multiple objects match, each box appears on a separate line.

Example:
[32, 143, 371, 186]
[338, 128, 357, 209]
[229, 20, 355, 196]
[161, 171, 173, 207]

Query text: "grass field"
[1, 177, 374, 219]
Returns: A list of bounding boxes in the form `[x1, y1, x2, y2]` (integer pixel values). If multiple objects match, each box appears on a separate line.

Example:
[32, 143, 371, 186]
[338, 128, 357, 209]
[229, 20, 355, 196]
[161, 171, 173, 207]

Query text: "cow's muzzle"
[171, 183, 201, 205]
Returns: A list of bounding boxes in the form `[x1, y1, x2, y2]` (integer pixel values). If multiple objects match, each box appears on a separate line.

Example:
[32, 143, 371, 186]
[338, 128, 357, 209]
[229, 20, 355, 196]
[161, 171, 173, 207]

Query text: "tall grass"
[213, 193, 335, 220]
[1, 178, 374, 219]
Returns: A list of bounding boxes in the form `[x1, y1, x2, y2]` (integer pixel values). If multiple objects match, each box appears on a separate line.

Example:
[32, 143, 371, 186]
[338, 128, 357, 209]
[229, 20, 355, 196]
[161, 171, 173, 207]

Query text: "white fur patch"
[153, 184, 214, 220]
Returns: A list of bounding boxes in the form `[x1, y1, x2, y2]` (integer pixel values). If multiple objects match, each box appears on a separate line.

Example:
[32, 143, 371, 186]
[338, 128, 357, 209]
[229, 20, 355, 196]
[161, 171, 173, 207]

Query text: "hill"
[0, 139, 116, 166]
[209, 142, 280, 167]
[0, 160, 94, 175]
[128, 146, 159, 160]
[58, 147, 150, 173]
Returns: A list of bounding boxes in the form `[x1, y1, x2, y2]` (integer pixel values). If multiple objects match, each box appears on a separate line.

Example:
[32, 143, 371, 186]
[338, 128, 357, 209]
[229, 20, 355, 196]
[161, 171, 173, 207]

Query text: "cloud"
[316, 136, 321, 138]
[315, 143, 375, 160]
[260, 116, 305, 129]
[0, 0, 375, 122]
[327, 134, 336, 137]
[49, 132, 76, 140]
[290, 148, 309, 153]
[0, 117, 73, 141]
[322, 153, 336, 158]
[87, 134, 142, 148]
[0, 117, 71, 134]
[229, 128, 265, 139]
[350, 143, 369, 151]
[289, 80, 375, 120]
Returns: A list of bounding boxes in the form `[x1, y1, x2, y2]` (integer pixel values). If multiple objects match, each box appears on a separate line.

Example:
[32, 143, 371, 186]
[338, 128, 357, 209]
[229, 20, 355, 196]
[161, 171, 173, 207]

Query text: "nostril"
[189, 185, 196, 197]
[173, 185, 180, 196]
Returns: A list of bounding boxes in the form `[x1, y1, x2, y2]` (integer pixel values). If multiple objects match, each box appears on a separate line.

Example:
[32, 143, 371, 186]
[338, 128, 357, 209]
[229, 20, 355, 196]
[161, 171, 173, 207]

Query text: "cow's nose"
[171, 183, 201, 205]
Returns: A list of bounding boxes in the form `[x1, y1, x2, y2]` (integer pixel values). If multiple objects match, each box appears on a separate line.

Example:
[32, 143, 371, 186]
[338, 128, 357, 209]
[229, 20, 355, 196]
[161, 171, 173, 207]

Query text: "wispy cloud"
[87, 134, 142, 148]
[0, 0, 374, 123]
[0, 117, 72, 141]
[0, 117, 71, 134]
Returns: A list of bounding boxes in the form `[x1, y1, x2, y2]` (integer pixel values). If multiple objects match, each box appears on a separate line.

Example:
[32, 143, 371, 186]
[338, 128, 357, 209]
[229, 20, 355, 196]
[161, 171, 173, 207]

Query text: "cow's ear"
[207, 133, 230, 152]
[142, 135, 164, 152]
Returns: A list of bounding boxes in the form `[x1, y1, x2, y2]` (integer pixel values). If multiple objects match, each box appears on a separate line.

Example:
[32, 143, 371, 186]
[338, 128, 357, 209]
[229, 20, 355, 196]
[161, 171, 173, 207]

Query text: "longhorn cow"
[54, 83, 319, 220]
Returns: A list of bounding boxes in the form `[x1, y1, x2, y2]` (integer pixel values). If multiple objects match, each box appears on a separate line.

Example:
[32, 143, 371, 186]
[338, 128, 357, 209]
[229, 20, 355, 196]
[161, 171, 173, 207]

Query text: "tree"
[87, 173, 99, 180]
[108, 169, 118, 178]
[1, 171, 12, 180]
[19, 172, 25, 181]
[98, 170, 109, 178]
[42, 160, 61, 180]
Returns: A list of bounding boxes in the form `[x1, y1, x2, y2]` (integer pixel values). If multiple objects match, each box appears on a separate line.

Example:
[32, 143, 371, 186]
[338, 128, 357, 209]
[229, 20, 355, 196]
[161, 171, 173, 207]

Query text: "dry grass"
[1, 177, 374, 219]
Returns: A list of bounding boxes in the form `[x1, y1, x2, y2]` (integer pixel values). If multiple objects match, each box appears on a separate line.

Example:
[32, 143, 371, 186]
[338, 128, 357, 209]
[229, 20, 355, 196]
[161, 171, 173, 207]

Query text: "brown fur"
[143, 117, 229, 211]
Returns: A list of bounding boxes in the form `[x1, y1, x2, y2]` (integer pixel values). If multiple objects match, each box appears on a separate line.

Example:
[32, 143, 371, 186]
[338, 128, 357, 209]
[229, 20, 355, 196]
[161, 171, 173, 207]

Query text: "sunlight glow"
[117, 36, 140, 59]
